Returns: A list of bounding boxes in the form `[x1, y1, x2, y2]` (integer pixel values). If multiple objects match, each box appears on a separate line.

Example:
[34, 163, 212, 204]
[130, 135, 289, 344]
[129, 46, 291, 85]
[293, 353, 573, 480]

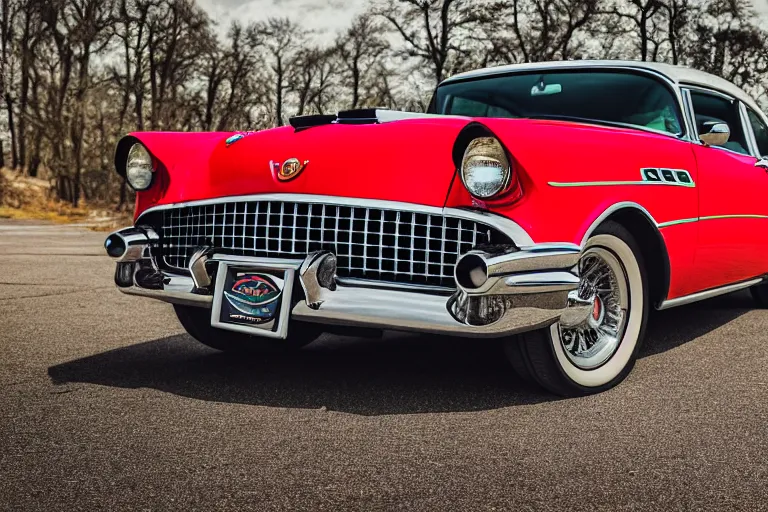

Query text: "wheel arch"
[581, 202, 670, 308]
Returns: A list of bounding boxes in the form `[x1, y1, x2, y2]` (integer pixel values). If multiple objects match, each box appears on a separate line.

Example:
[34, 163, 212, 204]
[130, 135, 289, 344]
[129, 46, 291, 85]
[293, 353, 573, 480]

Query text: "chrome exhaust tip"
[104, 226, 159, 262]
[454, 253, 488, 289]
[454, 244, 581, 296]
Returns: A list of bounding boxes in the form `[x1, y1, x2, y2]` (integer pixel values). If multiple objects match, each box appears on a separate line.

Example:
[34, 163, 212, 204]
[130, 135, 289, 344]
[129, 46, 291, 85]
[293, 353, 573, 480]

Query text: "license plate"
[211, 261, 296, 339]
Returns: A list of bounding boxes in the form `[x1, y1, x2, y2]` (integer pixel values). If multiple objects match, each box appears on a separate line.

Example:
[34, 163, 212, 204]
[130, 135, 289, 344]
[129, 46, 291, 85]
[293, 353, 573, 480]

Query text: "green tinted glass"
[431, 71, 683, 136]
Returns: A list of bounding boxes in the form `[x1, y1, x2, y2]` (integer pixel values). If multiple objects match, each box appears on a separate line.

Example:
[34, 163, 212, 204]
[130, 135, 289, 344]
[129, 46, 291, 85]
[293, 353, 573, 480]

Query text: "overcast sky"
[199, 0, 768, 36]
[198, 0, 369, 38]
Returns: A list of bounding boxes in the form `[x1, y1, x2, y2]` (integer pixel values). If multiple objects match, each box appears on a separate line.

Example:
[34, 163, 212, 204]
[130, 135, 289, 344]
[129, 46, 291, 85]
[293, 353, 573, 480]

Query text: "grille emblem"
[272, 158, 309, 181]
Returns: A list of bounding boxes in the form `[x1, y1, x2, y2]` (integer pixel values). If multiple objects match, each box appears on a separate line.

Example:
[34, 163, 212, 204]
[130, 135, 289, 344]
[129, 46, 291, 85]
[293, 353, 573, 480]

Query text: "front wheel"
[505, 221, 649, 396]
[174, 305, 323, 353]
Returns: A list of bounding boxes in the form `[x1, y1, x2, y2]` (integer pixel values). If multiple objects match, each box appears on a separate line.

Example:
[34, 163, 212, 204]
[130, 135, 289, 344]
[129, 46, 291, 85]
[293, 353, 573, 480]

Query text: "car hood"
[131, 117, 472, 218]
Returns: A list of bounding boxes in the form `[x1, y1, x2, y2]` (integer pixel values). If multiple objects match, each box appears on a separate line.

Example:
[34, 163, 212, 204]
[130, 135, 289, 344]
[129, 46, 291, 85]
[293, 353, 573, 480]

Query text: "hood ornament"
[225, 131, 256, 147]
[272, 158, 309, 181]
[226, 134, 244, 147]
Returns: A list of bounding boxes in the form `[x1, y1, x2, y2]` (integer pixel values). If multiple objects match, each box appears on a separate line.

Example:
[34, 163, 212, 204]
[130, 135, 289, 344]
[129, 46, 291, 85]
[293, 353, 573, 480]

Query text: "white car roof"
[442, 60, 762, 113]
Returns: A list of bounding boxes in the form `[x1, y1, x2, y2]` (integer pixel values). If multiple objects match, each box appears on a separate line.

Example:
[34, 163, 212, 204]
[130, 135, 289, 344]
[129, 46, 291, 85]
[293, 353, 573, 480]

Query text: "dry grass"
[0, 168, 132, 230]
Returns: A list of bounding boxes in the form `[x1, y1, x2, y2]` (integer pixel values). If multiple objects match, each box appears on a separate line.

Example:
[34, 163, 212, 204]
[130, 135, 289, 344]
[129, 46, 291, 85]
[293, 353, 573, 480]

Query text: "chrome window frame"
[740, 102, 760, 157]
[682, 85, 758, 158]
[743, 105, 768, 158]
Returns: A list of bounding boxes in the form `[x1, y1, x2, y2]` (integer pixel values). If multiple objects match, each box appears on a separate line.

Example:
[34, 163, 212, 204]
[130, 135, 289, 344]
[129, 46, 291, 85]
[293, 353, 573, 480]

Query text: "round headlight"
[126, 143, 155, 191]
[461, 137, 511, 199]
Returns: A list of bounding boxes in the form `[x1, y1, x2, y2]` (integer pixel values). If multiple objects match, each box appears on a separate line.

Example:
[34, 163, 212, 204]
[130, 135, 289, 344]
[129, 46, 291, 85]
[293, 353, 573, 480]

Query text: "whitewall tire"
[505, 221, 650, 396]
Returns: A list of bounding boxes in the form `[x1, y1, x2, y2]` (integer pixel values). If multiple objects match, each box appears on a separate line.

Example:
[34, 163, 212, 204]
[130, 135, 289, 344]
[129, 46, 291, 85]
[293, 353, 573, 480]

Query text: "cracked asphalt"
[1, 219, 767, 511]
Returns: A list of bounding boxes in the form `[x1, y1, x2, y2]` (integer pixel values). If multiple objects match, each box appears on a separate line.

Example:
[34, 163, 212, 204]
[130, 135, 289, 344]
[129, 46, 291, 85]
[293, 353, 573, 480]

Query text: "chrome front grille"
[156, 200, 511, 288]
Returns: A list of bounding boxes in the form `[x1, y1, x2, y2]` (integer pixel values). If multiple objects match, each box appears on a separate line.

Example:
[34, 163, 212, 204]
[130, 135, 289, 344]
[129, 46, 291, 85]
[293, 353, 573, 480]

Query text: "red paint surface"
[691, 145, 768, 291]
[126, 117, 768, 301]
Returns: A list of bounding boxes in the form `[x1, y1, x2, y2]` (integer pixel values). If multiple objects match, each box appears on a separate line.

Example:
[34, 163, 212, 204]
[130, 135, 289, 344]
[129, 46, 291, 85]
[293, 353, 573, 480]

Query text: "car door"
[686, 88, 768, 291]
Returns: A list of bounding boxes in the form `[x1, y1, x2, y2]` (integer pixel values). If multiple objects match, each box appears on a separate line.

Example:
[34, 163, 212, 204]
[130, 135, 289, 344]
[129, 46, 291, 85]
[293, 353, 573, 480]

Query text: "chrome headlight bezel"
[125, 143, 155, 191]
[460, 137, 512, 199]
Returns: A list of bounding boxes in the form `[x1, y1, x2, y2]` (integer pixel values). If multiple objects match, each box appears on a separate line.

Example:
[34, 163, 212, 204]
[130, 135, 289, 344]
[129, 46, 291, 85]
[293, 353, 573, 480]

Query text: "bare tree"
[606, 0, 666, 61]
[146, 0, 210, 130]
[1, 0, 767, 210]
[215, 22, 265, 131]
[484, 0, 601, 64]
[1, 0, 20, 168]
[690, 0, 768, 89]
[291, 45, 340, 116]
[377, 0, 487, 86]
[256, 17, 305, 126]
[336, 13, 389, 109]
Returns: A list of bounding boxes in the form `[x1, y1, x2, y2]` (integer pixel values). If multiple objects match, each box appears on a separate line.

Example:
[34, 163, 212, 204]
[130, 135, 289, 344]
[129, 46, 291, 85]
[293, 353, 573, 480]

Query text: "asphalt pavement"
[1, 219, 766, 511]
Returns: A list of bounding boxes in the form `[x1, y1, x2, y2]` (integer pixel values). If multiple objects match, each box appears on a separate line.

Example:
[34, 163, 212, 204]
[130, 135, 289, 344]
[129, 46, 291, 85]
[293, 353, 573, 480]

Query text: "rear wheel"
[174, 305, 323, 353]
[505, 221, 650, 396]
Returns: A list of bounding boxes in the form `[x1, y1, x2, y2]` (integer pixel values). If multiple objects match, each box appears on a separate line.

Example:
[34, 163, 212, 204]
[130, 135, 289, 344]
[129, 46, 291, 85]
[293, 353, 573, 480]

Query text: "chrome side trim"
[134, 193, 536, 249]
[658, 217, 698, 228]
[579, 202, 659, 248]
[548, 180, 694, 188]
[551, 167, 696, 189]
[659, 278, 762, 310]
[658, 215, 768, 228]
[698, 214, 768, 221]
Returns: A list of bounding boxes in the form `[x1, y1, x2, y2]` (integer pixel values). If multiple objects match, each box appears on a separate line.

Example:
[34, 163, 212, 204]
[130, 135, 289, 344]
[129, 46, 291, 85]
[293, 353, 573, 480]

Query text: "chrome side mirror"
[699, 121, 730, 146]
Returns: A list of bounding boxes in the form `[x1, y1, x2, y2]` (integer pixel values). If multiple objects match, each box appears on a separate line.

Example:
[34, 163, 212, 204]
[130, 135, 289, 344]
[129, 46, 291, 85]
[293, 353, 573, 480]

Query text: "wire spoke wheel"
[558, 247, 629, 370]
[505, 222, 648, 396]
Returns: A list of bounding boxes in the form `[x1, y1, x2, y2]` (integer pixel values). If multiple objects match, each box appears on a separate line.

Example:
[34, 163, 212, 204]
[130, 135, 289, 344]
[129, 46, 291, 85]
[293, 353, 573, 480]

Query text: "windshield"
[429, 70, 684, 136]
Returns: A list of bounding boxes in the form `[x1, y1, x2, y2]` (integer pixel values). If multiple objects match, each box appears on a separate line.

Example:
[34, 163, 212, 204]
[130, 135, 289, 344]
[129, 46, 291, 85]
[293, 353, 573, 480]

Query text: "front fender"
[444, 118, 699, 300]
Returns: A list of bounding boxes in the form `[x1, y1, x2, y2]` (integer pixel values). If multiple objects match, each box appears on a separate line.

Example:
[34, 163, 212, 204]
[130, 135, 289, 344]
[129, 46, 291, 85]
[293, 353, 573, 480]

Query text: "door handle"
[757, 159, 768, 171]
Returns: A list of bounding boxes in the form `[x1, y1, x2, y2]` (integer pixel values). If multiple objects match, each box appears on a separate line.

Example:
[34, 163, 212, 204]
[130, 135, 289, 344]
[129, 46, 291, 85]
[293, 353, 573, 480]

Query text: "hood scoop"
[290, 109, 446, 131]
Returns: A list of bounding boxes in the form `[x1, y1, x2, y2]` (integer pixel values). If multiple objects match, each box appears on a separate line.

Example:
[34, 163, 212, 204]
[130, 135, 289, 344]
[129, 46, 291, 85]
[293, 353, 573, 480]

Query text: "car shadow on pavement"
[48, 291, 754, 415]
[49, 332, 556, 414]
[641, 289, 753, 357]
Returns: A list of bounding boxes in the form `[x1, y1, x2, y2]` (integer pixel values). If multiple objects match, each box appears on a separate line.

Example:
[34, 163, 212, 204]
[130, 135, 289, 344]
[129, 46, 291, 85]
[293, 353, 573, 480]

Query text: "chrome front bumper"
[108, 227, 583, 338]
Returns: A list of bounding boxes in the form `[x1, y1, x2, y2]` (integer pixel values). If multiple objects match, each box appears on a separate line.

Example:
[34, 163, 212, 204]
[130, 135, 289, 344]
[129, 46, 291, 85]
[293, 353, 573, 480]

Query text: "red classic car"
[105, 60, 768, 396]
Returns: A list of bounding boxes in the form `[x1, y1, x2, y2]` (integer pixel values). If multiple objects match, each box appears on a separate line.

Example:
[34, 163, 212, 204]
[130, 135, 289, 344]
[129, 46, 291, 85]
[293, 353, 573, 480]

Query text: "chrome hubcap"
[559, 247, 629, 370]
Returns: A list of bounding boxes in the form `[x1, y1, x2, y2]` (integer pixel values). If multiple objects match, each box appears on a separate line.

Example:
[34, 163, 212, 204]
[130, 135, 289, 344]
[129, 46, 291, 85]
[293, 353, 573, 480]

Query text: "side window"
[747, 109, 768, 157]
[689, 91, 750, 155]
